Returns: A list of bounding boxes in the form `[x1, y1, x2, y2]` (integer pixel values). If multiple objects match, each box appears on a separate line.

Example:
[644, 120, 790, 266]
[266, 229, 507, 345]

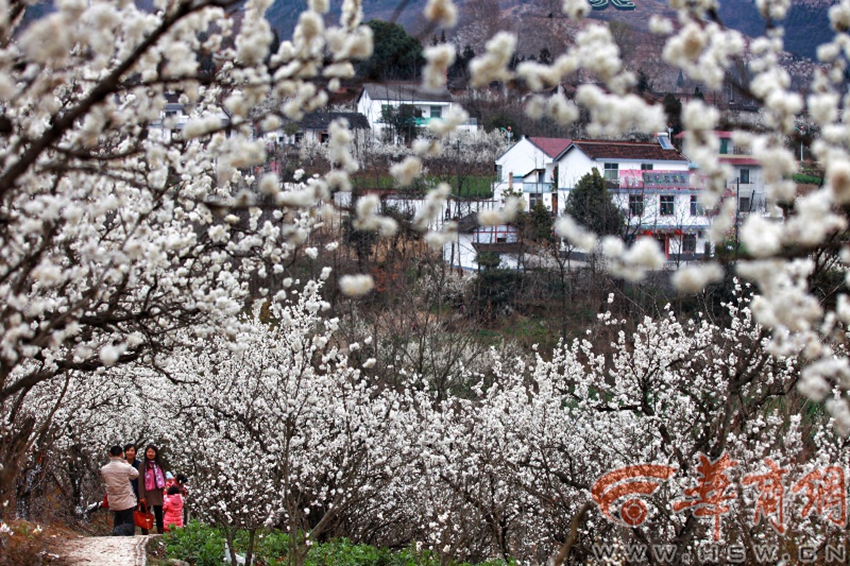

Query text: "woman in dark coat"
[139, 444, 166, 534]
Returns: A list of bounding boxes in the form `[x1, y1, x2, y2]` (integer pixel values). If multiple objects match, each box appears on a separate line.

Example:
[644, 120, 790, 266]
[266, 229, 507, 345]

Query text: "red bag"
[102, 494, 109, 509]
[134, 501, 154, 530]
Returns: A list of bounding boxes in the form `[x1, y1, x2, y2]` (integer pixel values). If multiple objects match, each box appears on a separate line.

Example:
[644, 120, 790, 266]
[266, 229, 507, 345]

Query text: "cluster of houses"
[156, 82, 475, 146]
[486, 132, 764, 262]
[155, 81, 766, 266]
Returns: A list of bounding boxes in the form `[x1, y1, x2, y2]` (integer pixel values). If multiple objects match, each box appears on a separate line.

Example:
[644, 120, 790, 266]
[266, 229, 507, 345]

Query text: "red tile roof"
[570, 140, 687, 162]
[719, 156, 761, 166]
[529, 137, 572, 158]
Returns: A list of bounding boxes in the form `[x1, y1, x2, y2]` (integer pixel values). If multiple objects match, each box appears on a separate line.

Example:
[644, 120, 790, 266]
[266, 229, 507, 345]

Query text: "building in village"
[492, 135, 719, 260]
[265, 111, 372, 147]
[494, 136, 571, 212]
[356, 82, 478, 143]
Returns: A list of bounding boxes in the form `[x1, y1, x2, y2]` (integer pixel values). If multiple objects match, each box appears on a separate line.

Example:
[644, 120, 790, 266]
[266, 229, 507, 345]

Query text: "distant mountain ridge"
[266, 0, 835, 62]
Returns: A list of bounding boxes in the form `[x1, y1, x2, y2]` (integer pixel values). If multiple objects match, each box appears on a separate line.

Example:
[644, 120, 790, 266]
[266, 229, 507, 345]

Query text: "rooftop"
[569, 140, 688, 162]
[299, 112, 371, 130]
[361, 82, 453, 103]
[528, 137, 572, 159]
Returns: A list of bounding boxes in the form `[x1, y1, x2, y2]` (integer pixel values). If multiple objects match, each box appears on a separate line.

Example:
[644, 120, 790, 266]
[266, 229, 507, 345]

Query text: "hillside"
[266, 0, 835, 62]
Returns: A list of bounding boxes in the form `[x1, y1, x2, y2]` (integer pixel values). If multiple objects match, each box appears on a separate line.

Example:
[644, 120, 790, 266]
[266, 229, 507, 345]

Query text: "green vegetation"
[381, 104, 422, 145]
[156, 521, 515, 566]
[356, 20, 423, 80]
[563, 169, 624, 236]
[160, 521, 226, 566]
[351, 175, 493, 198]
[793, 173, 823, 184]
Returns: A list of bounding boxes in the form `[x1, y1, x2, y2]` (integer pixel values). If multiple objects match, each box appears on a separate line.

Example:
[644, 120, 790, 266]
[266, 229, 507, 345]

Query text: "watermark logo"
[590, 464, 677, 526]
[590, 543, 848, 564]
[590, 452, 848, 541]
[673, 453, 738, 540]
[793, 466, 846, 527]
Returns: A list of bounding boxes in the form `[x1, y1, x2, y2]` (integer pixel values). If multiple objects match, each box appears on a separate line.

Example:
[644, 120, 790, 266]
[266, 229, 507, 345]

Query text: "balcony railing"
[523, 182, 553, 193]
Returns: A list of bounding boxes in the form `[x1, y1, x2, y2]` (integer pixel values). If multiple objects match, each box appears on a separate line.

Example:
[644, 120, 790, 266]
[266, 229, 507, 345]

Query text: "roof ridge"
[574, 139, 662, 145]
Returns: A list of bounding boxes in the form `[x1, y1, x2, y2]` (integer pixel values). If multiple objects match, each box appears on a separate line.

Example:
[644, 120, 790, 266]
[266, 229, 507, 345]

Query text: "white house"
[493, 136, 572, 212]
[490, 135, 718, 260]
[356, 82, 478, 142]
[150, 96, 227, 141]
[609, 168, 713, 258]
[266, 111, 371, 146]
[555, 138, 712, 258]
[555, 137, 690, 191]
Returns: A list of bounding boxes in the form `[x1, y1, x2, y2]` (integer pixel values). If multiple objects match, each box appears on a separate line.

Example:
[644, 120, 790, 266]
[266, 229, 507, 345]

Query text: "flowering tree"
[0, 0, 377, 507]
[411, 286, 846, 562]
[160, 276, 411, 566]
[5, 0, 850, 563]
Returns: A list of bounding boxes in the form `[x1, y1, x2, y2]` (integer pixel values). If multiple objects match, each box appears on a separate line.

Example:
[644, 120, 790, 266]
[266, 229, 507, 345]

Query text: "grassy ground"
[351, 175, 494, 198]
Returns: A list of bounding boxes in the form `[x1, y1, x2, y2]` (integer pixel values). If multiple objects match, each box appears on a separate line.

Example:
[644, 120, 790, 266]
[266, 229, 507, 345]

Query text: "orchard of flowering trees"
[4, 0, 850, 563]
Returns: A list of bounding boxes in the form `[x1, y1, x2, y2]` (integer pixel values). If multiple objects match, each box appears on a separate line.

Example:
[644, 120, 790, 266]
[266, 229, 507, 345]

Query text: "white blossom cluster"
[31, 281, 844, 563]
[6, 0, 850, 557]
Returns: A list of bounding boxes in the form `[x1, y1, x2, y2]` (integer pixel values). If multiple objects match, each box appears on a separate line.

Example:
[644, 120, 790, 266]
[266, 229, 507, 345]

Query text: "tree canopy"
[357, 20, 424, 80]
[563, 169, 624, 237]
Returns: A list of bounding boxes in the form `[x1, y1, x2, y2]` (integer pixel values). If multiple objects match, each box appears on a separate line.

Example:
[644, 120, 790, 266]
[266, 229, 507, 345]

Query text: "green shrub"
[163, 523, 514, 566]
[793, 173, 823, 184]
[247, 530, 291, 565]
[307, 538, 391, 566]
[163, 520, 226, 566]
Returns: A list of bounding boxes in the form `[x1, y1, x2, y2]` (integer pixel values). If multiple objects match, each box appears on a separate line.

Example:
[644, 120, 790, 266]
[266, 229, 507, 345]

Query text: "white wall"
[493, 138, 559, 209]
[495, 138, 553, 181]
[557, 150, 689, 189]
[357, 92, 475, 142]
[557, 150, 596, 189]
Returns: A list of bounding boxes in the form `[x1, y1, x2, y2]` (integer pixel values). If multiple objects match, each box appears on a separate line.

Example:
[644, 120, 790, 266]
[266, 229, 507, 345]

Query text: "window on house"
[430, 105, 442, 119]
[720, 139, 729, 154]
[496, 165, 502, 182]
[740, 168, 750, 184]
[660, 195, 675, 216]
[294, 132, 304, 145]
[629, 194, 644, 216]
[690, 195, 704, 216]
[682, 234, 697, 253]
[641, 163, 654, 171]
[603, 163, 619, 181]
[739, 196, 751, 213]
[320, 131, 330, 144]
[529, 193, 541, 208]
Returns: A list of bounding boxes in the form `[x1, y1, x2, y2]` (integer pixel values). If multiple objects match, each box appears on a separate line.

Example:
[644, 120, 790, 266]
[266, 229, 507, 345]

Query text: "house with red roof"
[555, 138, 711, 257]
[494, 136, 572, 212]
[493, 134, 720, 260]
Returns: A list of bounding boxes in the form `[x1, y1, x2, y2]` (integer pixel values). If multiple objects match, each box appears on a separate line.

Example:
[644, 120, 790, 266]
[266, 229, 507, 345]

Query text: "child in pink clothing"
[163, 485, 184, 531]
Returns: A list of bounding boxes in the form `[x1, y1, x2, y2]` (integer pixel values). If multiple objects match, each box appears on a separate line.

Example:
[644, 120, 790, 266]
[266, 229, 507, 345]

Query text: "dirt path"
[56, 535, 150, 566]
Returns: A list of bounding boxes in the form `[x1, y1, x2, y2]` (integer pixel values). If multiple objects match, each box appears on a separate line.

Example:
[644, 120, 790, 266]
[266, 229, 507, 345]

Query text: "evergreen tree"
[563, 169, 623, 237]
[357, 20, 424, 80]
